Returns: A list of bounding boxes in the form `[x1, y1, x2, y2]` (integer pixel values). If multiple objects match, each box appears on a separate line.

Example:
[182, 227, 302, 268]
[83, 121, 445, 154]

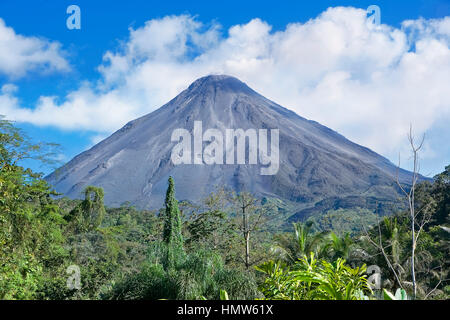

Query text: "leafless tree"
[395, 125, 431, 298]
[364, 125, 435, 299]
[231, 192, 267, 269]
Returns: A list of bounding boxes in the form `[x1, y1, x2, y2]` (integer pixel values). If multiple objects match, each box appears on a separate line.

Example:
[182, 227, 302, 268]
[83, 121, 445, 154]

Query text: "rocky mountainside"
[46, 75, 413, 211]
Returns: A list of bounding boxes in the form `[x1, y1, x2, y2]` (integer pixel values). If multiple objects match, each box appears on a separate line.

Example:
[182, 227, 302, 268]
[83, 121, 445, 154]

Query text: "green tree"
[329, 232, 354, 261]
[65, 186, 106, 232]
[0, 117, 66, 299]
[273, 222, 330, 264]
[162, 176, 184, 269]
[186, 188, 240, 264]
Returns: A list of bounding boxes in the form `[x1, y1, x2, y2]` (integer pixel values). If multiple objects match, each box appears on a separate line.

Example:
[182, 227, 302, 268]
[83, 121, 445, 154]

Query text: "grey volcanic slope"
[46, 75, 413, 209]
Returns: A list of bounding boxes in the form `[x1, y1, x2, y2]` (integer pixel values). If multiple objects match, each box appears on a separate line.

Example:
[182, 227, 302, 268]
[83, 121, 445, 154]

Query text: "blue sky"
[0, 0, 449, 176]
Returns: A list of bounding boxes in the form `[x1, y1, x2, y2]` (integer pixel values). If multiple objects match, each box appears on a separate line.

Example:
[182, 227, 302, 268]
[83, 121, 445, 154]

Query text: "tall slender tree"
[162, 176, 183, 268]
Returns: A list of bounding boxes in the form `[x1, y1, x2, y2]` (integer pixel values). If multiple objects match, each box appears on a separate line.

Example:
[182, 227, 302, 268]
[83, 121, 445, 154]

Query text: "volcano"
[46, 75, 413, 212]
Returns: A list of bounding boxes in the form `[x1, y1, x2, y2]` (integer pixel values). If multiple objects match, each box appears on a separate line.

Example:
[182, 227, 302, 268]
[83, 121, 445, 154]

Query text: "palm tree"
[273, 222, 330, 264]
[329, 232, 354, 261]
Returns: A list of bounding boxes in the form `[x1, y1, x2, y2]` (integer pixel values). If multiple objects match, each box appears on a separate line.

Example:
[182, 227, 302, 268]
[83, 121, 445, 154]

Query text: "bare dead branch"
[362, 222, 404, 290]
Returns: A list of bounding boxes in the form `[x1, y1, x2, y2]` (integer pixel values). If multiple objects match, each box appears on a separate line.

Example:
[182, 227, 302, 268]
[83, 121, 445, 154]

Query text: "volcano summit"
[46, 75, 413, 211]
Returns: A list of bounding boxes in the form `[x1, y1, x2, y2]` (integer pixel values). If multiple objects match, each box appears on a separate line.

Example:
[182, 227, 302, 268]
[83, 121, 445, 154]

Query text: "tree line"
[1, 118, 448, 300]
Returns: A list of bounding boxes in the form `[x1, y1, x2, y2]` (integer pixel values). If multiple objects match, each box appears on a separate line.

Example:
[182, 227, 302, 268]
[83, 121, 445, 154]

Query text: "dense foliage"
[0, 119, 448, 300]
[256, 253, 371, 300]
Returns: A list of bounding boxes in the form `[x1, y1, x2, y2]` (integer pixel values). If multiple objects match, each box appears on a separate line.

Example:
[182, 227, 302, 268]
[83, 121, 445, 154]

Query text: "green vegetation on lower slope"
[306, 208, 379, 236]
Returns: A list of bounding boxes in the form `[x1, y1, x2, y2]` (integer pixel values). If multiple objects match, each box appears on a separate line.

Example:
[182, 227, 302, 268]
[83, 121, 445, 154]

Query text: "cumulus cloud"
[0, 18, 69, 78]
[1, 7, 449, 172]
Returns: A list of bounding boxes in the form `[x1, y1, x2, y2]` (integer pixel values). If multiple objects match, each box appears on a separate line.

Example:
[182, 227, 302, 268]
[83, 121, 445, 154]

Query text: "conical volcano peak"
[46, 72, 415, 210]
[187, 74, 256, 96]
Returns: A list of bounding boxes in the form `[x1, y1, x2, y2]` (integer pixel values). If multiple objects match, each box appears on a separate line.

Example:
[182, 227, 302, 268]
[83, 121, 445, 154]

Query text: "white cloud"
[0, 18, 69, 78]
[0, 84, 19, 114]
[90, 133, 110, 145]
[1, 8, 449, 173]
